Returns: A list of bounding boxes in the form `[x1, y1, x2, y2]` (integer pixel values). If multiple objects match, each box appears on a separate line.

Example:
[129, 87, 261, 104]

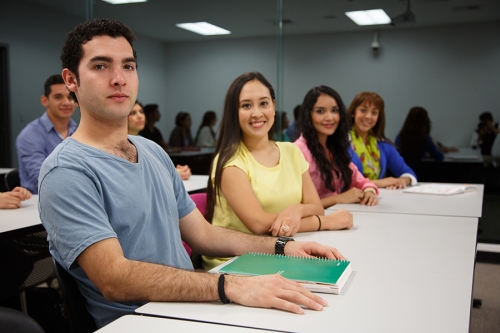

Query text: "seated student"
[0, 187, 31, 209]
[40, 19, 344, 329]
[129, 101, 191, 180]
[294, 86, 379, 209]
[273, 111, 291, 142]
[194, 110, 217, 147]
[169, 112, 194, 148]
[395, 107, 452, 175]
[203, 72, 353, 271]
[138, 104, 172, 151]
[286, 105, 301, 142]
[16, 74, 78, 194]
[347, 92, 417, 189]
[471, 111, 498, 155]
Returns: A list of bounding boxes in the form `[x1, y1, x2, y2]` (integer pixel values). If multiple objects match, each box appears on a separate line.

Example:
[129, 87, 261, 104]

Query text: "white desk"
[168, 147, 215, 157]
[443, 147, 483, 163]
[96, 315, 269, 332]
[327, 183, 483, 218]
[0, 168, 15, 175]
[136, 211, 477, 333]
[0, 195, 42, 237]
[183, 175, 209, 193]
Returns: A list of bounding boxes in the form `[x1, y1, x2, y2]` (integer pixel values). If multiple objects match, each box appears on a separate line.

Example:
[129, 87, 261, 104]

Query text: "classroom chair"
[52, 259, 96, 333]
[4, 169, 20, 191]
[0, 306, 45, 333]
[188, 193, 208, 269]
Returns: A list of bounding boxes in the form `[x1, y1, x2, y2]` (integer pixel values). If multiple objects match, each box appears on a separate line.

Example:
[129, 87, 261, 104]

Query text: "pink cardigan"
[294, 135, 378, 199]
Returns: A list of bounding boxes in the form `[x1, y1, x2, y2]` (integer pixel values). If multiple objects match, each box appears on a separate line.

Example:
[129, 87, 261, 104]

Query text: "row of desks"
[1, 177, 482, 332]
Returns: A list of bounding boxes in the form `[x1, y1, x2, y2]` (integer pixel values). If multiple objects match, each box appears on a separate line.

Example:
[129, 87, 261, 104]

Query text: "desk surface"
[136, 211, 478, 333]
[423, 147, 483, 163]
[0, 195, 42, 238]
[0, 168, 15, 175]
[168, 147, 215, 157]
[183, 175, 209, 193]
[96, 315, 268, 333]
[328, 183, 483, 218]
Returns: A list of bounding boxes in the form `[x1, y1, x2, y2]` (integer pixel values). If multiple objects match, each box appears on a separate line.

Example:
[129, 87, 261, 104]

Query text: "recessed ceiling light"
[345, 9, 391, 26]
[176, 22, 231, 36]
[102, 0, 147, 4]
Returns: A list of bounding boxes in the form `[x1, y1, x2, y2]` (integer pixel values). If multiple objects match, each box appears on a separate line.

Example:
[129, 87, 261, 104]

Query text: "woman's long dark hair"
[206, 72, 276, 222]
[298, 86, 352, 192]
[399, 107, 431, 162]
[195, 111, 217, 145]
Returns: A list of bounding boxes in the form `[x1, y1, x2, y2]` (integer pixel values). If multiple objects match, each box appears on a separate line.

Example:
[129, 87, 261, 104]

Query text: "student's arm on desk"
[0, 187, 31, 209]
[221, 167, 352, 236]
[77, 208, 343, 314]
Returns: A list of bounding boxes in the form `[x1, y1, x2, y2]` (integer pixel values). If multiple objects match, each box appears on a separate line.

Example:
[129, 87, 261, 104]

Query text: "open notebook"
[211, 252, 352, 294]
[403, 184, 476, 196]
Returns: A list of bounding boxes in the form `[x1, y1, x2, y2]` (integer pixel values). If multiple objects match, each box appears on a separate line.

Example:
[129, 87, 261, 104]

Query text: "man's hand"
[12, 187, 32, 201]
[225, 274, 327, 314]
[285, 240, 345, 260]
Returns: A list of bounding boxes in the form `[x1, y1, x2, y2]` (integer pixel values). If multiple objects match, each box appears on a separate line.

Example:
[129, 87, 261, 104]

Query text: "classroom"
[1, 0, 499, 332]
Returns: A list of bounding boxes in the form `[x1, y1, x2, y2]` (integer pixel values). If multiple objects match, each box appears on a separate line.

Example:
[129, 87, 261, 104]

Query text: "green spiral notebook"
[214, 252, 352, 294]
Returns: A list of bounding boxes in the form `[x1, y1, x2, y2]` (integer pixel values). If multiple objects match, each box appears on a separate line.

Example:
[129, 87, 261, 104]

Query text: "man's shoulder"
[17, 115, 47, 140]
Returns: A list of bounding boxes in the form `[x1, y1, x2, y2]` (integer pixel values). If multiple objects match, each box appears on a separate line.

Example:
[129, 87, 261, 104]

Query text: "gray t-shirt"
[39, 135, 195, 328]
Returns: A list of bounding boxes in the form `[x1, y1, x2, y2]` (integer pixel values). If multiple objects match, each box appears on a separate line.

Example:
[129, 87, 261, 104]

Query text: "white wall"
[0, 0, 170, 166]
[165, 21, 500, 146]
[1, 0, 499, 166]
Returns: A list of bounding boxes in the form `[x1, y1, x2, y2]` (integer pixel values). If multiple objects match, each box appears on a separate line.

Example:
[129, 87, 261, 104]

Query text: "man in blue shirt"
[39, 18, 346, 329]
[16, 74, 77, 193]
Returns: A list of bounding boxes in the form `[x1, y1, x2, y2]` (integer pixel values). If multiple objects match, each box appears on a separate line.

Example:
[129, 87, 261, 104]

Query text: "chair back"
[0, 306, 45, 333]
[190, 193, 208, 217]
[52, 259, 96, 333]
[4, 169, 20, 191]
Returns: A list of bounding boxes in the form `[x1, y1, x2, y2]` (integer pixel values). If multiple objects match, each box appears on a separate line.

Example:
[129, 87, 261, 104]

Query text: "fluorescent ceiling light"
[102, 0, 147, 4]
[345, 9, 391, 26]
[176, 22, 231, 36]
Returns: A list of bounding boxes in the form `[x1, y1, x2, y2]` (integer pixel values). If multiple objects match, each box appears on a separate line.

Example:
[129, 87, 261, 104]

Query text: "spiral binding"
[247, 252, 349, 262]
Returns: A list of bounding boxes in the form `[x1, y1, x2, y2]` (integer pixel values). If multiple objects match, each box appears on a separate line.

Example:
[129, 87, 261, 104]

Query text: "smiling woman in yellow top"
[203, 72, 353, 271]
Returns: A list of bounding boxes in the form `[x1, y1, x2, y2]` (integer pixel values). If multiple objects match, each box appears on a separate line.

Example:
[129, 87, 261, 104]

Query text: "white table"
[183, 175, 209, 193]
[96, 315, 269, 332]
[443, 147, 483, 163]
[327, 183, 484, 218]
[0, 168, 15, 175]
[136, 211, 478, 333]
[168, 147, 215, 157]
[0, 195, 42, 238]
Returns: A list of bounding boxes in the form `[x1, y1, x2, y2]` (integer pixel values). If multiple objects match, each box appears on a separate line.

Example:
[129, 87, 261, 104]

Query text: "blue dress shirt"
[16, 112, 77, 193]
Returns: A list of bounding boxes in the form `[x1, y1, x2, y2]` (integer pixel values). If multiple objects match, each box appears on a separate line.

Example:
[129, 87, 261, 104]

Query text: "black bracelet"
[315, 215, 322, 231]
[218, 273, 230, 304]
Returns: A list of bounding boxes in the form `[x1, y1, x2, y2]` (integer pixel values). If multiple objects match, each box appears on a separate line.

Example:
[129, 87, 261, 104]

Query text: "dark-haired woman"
[294, 86, 378, 209]
[169, 112, 194, 148]
[395, 107, 444, 175]
[195, 111, 217, 147]
[348, 92, 416, 189]
[203, 72, 352, 271]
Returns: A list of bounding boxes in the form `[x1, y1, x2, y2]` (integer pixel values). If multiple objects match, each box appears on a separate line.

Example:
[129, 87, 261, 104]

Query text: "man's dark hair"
[44, 74, 65, 97]
[61, 18, 137, 102]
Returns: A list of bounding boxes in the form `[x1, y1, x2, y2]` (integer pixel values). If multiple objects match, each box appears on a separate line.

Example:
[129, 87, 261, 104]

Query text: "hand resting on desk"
[0, 187, 32, 209]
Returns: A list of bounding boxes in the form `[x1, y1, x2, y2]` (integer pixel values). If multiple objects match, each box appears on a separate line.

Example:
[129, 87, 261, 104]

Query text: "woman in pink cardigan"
[294, 86, 378, 208]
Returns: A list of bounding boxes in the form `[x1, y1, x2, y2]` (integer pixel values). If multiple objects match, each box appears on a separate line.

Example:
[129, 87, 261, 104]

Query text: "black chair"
[0, 306, 45, 333]
[4, 169, 20, 191]
[52, 259, 96, 333]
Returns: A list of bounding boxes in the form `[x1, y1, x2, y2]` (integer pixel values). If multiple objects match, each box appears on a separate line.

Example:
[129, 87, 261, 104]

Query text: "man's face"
[66, 35, 138, 123]
[41, 84, 76, 121]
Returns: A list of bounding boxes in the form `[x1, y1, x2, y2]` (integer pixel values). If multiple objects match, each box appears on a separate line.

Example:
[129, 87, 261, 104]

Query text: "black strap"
[218, 273, 230, 304]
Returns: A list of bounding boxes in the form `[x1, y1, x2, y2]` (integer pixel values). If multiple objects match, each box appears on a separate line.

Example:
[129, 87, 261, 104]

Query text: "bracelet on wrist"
[315, 215, 322, 231]
[218, 273, 230, 304]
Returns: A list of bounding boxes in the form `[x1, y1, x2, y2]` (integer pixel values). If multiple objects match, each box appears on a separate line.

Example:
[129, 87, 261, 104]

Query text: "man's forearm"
[96, 258, 219, 302]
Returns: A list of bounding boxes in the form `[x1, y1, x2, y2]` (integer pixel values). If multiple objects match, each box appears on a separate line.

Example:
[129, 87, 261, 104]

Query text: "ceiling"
[23, 0, 500, 42]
